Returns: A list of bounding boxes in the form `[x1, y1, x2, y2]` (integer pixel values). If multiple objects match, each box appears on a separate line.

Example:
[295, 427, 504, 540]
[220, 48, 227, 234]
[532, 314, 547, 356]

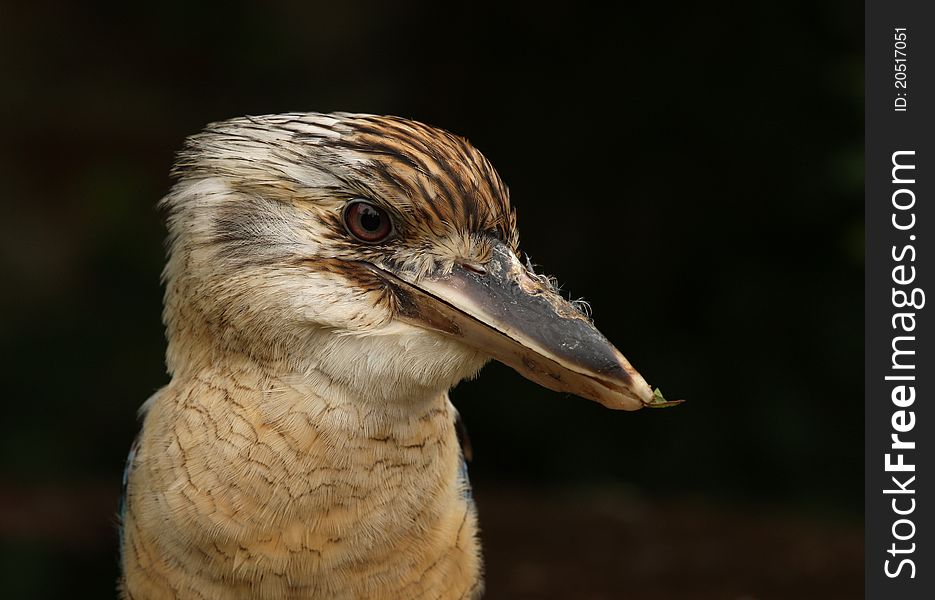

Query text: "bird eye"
[343, 200, 394, 243]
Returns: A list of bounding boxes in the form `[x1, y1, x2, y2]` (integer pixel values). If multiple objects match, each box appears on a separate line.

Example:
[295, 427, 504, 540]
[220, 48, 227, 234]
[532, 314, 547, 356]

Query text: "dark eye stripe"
[343, 199, 394, 243]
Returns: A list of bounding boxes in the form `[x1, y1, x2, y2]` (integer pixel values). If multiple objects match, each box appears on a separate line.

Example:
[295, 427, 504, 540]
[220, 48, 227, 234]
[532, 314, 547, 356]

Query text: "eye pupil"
[358, 206, 382, 232]
[344, 200, 394, 243]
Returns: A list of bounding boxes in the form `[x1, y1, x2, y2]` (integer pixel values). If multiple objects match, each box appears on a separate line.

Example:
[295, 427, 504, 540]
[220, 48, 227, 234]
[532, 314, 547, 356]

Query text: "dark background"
[0, 2, 863, 598]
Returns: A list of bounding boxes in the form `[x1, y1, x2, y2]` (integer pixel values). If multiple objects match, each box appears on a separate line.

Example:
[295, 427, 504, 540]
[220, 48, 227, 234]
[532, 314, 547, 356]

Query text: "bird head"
[160, 112, 658, 409]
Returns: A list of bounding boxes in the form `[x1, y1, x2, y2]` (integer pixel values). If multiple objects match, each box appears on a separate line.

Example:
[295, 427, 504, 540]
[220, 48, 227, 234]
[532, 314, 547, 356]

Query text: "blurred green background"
[0, 1, 862, 598]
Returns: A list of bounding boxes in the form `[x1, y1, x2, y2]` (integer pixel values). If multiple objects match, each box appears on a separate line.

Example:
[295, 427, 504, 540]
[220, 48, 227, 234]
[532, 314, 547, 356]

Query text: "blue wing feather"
[453, 408, 475, 502]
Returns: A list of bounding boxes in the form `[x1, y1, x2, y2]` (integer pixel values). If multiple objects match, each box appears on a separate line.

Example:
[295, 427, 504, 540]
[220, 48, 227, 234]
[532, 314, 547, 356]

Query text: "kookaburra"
[120, 112, 670, 600]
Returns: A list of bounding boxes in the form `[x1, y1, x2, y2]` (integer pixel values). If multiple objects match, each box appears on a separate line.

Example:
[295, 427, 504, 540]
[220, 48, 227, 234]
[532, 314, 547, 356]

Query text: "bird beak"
[367, 243, 672, 410]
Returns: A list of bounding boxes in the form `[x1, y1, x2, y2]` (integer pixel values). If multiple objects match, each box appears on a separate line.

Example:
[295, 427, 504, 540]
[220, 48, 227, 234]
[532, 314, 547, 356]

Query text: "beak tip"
[596, 356, 685, 410]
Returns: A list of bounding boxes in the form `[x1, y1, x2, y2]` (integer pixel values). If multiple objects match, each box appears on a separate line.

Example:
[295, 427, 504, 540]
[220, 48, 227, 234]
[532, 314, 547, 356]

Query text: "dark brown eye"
[343, 200, 394, 243]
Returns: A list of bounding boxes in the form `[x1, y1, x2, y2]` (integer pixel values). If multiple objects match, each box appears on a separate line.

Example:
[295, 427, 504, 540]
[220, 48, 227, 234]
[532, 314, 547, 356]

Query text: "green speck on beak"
[648, 387, 685, 408]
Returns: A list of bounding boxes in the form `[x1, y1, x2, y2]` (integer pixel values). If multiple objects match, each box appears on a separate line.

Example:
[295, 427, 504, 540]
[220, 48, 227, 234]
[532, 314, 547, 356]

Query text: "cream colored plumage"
[120, 112, 661, 599]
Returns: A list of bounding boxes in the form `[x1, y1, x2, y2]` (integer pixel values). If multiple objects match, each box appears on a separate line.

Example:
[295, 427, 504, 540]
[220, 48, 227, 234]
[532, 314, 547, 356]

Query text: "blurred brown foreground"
[478, 487, 861, 600]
